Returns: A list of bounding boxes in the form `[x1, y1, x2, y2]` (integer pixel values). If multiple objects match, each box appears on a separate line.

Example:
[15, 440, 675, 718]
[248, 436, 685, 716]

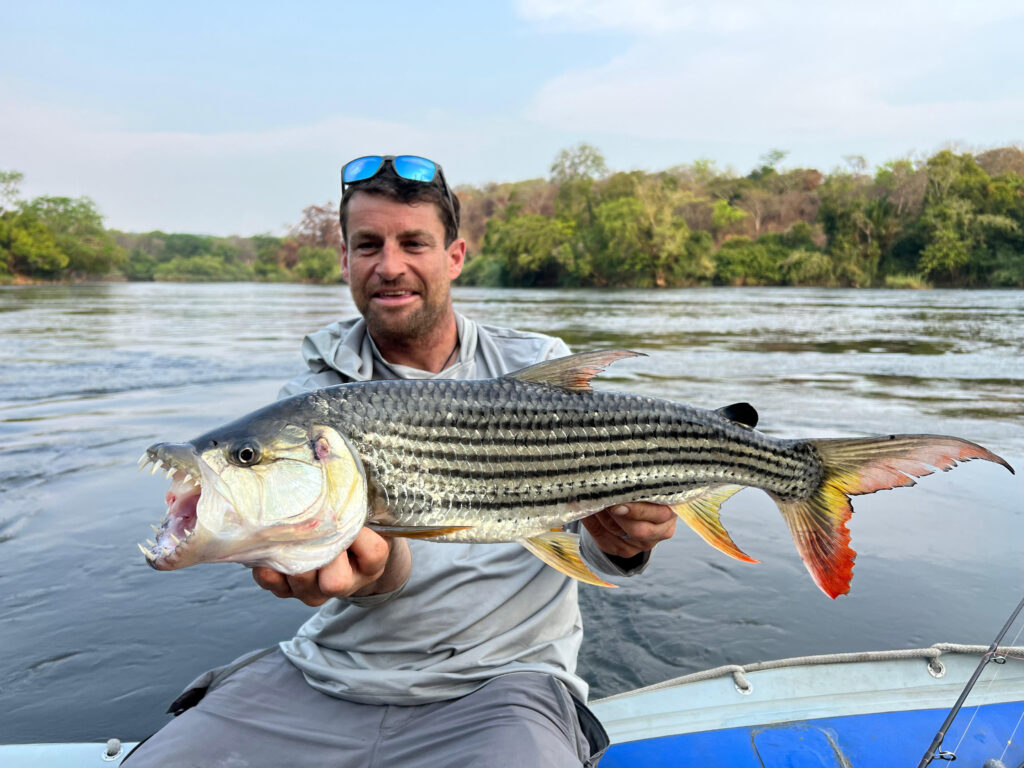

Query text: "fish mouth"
[138, 443, 205, 570]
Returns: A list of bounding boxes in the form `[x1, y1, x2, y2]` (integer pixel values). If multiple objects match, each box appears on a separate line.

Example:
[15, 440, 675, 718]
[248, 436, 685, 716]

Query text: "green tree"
[481, 212, 579, 286]
[293, 246, 340, 282]
[711, 199, 748, 243]
[123, 247, 157, 280]
[1, 211, 67, 275]
[550, 143, 608, 185]
[917, 151, 1021, 284]
[21, 195, 123, 275]
[0, 170, 25, 211]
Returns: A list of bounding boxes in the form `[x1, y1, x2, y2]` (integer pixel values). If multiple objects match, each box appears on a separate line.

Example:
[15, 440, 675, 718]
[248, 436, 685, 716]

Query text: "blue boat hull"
[603, 701, 1024, 766]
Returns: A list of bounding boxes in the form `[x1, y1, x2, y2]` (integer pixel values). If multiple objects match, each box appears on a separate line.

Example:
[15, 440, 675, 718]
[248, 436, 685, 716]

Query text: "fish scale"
[324, 376, 821, 542]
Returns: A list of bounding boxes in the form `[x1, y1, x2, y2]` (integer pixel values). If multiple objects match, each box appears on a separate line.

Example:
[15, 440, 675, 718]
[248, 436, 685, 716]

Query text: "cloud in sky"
[522, 1, 1024, 151]
[2, 1, 1022, 235]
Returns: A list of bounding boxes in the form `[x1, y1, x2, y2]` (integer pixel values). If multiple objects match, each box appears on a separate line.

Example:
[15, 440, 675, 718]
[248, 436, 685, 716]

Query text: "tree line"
[459, 144, 1024, 288]
[3, 145, 1023, 288]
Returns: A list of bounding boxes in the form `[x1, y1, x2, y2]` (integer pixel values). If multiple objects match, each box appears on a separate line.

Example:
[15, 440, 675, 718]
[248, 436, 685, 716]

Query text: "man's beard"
[357, 284, 451, 344]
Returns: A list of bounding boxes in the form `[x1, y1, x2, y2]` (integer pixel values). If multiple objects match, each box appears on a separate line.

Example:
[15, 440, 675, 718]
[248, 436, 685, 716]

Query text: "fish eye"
[229, 442, 262, 467]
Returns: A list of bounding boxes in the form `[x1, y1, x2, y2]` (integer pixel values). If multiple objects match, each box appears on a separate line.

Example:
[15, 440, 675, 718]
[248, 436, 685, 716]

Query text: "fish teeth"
[137, 542, 156, 561]
[146, 538, 156, 547]
[149, 463, 160, 475]
[151, 524, 161, 534]
[183, 528, 194, 537]
[166, 467, 176, 479]
[169, 533, 181, 546]
[183, 473, 194, 485]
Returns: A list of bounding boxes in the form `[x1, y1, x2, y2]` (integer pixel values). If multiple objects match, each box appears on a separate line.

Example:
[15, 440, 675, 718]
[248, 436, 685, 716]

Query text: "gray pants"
[124, 649, 607, 768]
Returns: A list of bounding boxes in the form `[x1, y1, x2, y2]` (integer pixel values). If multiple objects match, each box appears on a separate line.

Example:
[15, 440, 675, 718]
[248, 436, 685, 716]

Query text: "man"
[127, 155, 677, 768]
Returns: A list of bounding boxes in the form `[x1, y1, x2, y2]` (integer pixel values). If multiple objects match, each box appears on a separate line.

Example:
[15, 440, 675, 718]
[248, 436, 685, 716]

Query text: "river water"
[0, 283, 1021, 743]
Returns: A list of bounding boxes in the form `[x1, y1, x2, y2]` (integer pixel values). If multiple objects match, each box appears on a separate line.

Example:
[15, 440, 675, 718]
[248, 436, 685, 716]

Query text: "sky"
[2, 0, 1023, 236]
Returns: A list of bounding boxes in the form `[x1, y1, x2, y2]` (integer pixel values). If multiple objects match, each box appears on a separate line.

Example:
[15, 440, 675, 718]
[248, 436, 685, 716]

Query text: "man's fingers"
[345, 529, 391, 579]
[252, 567, 292, 597]
[608, 502, 676, 525]
[593, 511, 631, 541]
[249, 528, 403, 606]
[582, 514, 637, 558]
[285, 571, 330, 606]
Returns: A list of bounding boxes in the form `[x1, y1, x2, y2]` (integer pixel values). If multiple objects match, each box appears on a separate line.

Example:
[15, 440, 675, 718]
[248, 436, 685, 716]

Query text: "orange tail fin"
[772, 435, 1013, 599]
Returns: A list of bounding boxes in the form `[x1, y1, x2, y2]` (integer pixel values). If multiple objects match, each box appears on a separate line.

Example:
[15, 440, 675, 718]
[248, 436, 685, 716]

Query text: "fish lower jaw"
[140, 470, 205, 569]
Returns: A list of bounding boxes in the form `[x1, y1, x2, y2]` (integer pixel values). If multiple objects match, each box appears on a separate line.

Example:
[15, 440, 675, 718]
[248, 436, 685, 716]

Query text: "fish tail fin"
[774, 435, 1013, 599]
[671, 485, 759, 563]
[521, 532, 617, 588]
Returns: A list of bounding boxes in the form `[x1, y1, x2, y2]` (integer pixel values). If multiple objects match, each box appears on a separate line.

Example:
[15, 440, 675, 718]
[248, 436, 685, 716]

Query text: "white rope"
[592, 643, 1024, 704]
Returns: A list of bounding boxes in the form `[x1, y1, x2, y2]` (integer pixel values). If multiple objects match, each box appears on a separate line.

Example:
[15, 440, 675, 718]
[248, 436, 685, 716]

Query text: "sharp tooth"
[151, 524, 161, 534]
[146, 538, 156, 547]
[150, 463, 160, 475]
[183, 528, 194, 537]
[137, 454, 149, 465]
[137, 542, 156, 560]
[166, 467, 176, 479]
[169, 533, 181, 545]
[183, 473, 194, 485]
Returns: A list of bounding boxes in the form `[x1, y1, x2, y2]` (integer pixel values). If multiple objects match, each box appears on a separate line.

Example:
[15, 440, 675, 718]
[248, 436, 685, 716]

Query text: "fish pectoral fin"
[506, 350, 644, 392]
[366, 524, 473, 539]
[671, 485, 758, 564]
[715, 402, 758, 429]
[520, 532, 617, 588]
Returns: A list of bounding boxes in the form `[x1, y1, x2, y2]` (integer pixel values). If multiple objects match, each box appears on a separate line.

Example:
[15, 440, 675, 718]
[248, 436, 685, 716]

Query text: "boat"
[2, 643, 1022, 766]
[590, 643, 1024, 766]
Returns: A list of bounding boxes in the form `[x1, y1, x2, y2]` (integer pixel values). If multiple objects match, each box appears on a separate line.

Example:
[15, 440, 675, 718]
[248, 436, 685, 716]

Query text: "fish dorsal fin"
[506, 350, 644, 392]
[716, 402, 758, 429]
[520, 531, 617, 587]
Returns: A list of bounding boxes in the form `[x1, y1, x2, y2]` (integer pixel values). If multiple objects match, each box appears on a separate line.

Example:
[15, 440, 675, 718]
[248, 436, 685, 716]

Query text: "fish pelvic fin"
[520, 532, 617, 588]
[671, 485, 758, 563]
[774, 435, 1014, 599]
[366, 524, 473, 539]
[506, 349, 644, 392]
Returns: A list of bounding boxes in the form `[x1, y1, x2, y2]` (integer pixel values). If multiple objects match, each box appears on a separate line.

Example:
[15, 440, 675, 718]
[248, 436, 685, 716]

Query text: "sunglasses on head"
[341, 155, 458, 227]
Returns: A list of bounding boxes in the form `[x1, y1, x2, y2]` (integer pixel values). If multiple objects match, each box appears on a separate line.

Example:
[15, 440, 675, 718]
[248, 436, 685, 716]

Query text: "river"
[0, 283, 1021, 743]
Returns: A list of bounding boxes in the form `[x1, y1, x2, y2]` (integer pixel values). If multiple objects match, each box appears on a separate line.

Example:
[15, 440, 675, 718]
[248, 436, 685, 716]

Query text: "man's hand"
[252, 529, 411, 607]
[582, 502, 677, 559]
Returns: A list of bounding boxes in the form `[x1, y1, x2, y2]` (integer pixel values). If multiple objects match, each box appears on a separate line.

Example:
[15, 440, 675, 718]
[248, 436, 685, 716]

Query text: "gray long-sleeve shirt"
[278, 313, 648, 705]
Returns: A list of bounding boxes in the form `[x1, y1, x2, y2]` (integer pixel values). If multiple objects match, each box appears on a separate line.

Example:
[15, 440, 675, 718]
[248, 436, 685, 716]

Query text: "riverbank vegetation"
[3, 145, 1023, 287]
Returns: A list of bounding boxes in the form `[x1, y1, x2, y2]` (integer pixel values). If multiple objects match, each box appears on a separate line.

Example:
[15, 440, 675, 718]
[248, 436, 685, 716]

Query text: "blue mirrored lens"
[343, 156, 384, 183]
[393, 156, 437, 183]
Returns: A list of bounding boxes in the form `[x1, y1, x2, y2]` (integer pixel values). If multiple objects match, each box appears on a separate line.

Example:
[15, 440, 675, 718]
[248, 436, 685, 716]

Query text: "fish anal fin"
[507, 350, 644, 392]
[671, 485, 758, 563]
[715, 402, 759, 429]
[367, 524, 472, 539]
[521, 532, 617, 588]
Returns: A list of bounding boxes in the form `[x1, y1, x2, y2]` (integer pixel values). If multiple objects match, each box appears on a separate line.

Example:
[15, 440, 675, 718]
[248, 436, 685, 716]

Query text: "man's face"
[341, 192, 465, 343]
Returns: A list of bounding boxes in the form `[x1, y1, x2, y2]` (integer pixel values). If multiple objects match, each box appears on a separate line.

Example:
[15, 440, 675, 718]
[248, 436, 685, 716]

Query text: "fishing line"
[947, 620, 1024, 755]
[998, 706, 1024, 764]
[917, 590, 1024, 767]
[994, 622, 1024, 763]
